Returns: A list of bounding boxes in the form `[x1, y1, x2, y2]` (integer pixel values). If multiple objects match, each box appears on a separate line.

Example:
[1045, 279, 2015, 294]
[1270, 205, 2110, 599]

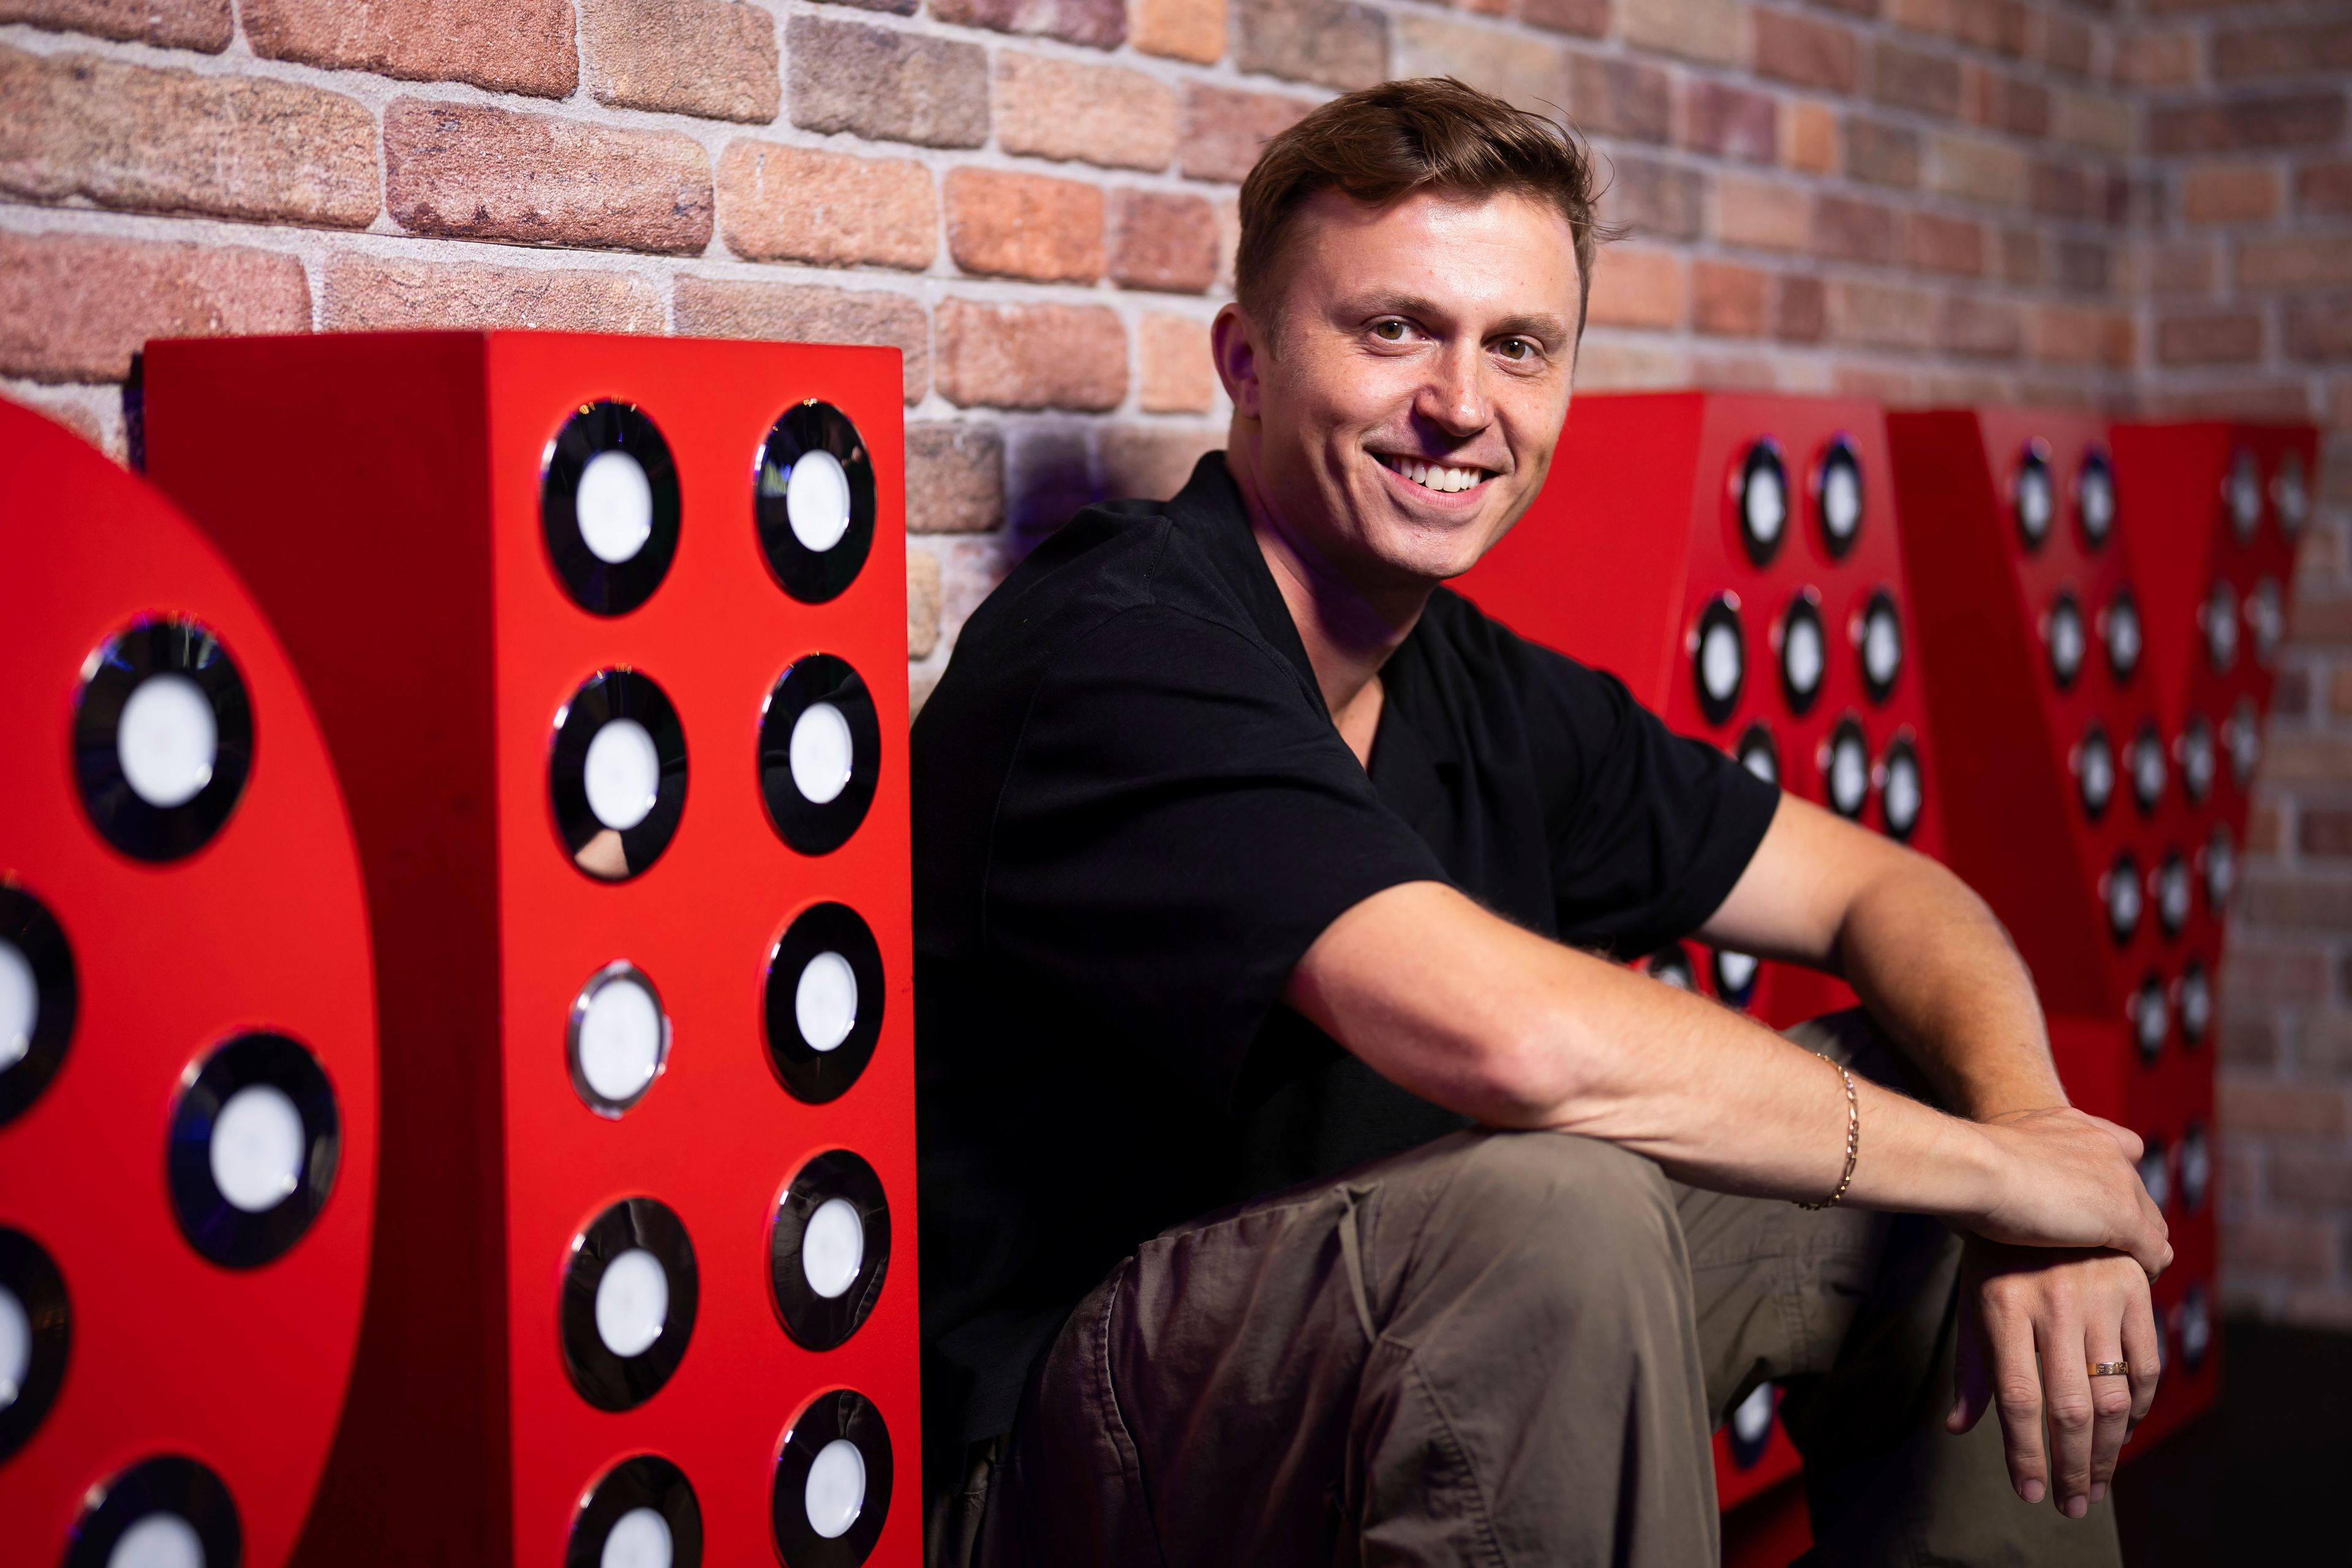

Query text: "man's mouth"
[1372, 453, 1494, 495]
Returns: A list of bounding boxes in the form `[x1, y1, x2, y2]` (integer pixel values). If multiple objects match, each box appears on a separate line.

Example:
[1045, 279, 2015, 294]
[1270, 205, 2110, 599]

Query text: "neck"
[1225, 427, 1431, 757]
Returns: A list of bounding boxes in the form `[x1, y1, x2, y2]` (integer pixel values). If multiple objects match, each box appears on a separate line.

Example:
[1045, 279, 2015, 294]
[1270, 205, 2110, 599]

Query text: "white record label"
[595, 1248, 669, 1359]
[0, 938, 34, 1071]
[584, 718, 662, 834]
[601, 1507, 673, 1568]
[790, 701, 855, 807]
[578, 974, 664, 1105]
[0, 1283, 27, 1409]
[804, 1438, 867, 1540]
[1700, 623, 1741, 703]
[210, 1083, 304, 1214]
[118, 673, 217, 810]
[107, 1513, 205, 1568]
[576, 450, 655, 565]
[796, 951, 858, 1054]
[788, 449, 854, 555]
[801, 1196, 865, 1300]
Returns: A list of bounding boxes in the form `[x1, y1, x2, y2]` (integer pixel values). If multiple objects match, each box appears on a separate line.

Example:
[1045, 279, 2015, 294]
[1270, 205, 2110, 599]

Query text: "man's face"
[1218, 187, 1581, 596]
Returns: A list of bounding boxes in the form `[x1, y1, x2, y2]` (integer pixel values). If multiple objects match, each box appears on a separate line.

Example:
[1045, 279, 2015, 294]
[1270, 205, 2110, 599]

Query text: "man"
[914, 77, 2167, 1566]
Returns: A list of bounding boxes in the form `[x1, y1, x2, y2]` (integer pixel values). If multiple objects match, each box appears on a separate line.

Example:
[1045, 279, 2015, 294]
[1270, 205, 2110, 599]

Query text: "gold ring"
[2087, 1361, 2129, 1378]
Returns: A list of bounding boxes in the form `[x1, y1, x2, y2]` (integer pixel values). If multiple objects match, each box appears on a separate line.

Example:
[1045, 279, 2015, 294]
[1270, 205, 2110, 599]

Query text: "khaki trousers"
[930, 1012, 2125, 1567]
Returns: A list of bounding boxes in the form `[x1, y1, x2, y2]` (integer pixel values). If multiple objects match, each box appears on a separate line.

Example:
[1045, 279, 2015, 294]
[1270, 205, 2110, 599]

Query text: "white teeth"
[1379, 455, 1484, 493]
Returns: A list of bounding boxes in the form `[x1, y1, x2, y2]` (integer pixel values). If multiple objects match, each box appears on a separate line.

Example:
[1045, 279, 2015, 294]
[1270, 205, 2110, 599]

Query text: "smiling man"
[913, 78, 2167, 1567]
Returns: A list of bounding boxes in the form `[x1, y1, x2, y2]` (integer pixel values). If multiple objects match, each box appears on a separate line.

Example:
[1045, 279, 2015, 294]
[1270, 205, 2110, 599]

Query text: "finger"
[1950, 1287, 1991, 1434]
[2122, 1294, 2163, 1430]
[1984, 1300, 2048, 1504]
[2083, 1333, 2132, 1504]
[2038, 1314, 2097, 1518]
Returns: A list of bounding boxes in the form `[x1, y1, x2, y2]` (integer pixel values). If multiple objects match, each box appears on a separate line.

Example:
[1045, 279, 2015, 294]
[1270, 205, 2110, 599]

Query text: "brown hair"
[1234, 77, 1607, 339]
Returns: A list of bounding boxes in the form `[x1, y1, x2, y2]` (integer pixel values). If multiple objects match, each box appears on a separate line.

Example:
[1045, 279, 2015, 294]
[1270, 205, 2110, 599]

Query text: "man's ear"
[1211, 303, 1262, 420]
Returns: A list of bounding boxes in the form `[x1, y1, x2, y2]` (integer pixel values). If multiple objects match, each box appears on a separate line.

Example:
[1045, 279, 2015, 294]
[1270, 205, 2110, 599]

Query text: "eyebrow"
[1341, 294, 1572, 344]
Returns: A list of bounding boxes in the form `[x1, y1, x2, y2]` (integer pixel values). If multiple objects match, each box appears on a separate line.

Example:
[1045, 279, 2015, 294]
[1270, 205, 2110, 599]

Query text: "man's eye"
[1373, 321, 1406, 341]
[1498, 338, 1532, 361]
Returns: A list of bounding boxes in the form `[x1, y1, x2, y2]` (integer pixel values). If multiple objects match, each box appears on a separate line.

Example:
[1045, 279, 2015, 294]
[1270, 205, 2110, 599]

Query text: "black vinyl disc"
[1877, 734, 1923, 843]
[2045, 589, 2085, 691]
[2108, 853, 2143, 945]
[1725, 1382, 1775, 1470]
[759, 657, 881, 856]
[757, 402, 878, 605]
[1690, 597, 1745, 727]
[73, 616, 253, 862]
[1644, 945, 1696, 990]
[769, 1150, 891, 1351]
[2179, 1121, 2211, 1213]
[2137, 1137, 2170, 1213]
[1710, 948, 1760, 1010]
[2179, 957, 2212, 1047]
[560, 1197, 699, 1412]
[1813, 436, 1863, 560]
[2179, 714, 2215, 805]
[2132, 973, 2167, 1063]
[2104, 586, 2142, 684]
[1856, 588, 1903, 704]
[2175, 1283, 2212, 1373]
[0, 881, 75, 1126]
[763, 903, 884, 1105]
[1733, 722, 1778, 786]
[566, 1454, 704, 1568]
[2130, 719, 2168, 816]
[2013, 440, 2055, 551]
[2076, 443, 2116, 550]
[0, 1227, 69, 1463]
[1823, 715, 1869, 821]
[1776, 592, 1826, 717]
[1735, 439, 1789, 567]
[540, 400, 682, 616]
[549, 668, 689, 883]
[64, 1455, 241, 1568]
[772, 1388, 894, 1568]
[167, 1031, 340, 1269]
[2074, 719, 2114, 822]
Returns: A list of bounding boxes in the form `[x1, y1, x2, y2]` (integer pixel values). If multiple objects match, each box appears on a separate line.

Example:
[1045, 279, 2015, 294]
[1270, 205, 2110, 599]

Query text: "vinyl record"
[1710, 949, 1759, 1010]
[540, 400, 682, 616]
[771, 1389, 894, 1568]
[72, 616, 254, 862]
[2179, 1121, 2211, 1213]
[2203, 579, 2240, 674]
[2274, 450, 2309, 537]
[2103, 587, 2142, 684]
[1776, 591, 1825, 717]
[1877, 734, 1922, 843]
[2074, 720, 2114, 821]
[167, 1031, 341, 1268]
[565, 1453, 704, 1568]
[769, 1150, 891, 1351]
[763, 903, 884, 1105]
[1689, 597, 1744, 727]
[1726, 1382, 1775, 1470]
[758, 656, 881, 856]
[1813, 436, 1863, 560]
[2132, 973, 2167, 1063]
[2075, 443, 2116, 550]
[0, 1226, 69, 1463]
[2178, 957, 2212, 1047]
[0, 881, 75, 1126]
[2106, 852, 2143, 944]
[549, 668, 689, 882]
[1733, 723, 1778, 787]
[2204, 825, 2236, 913]
[2136, 1137, 2170, 1213]
[1643, 945, 1696, 990]
[2130, 720, 2168, 816]
[567, 961, 672, 1118]
[63, 1455, 241, 1568]
[2225, 447, 2262, 544]
[756, 402, 878, 605]
[1735, 439, 1787, 567]
[2155, 851, 2191, 940]
[1855, 589, 1903, 704]
[2178, 714, 2215, 806]
[2013, 440, 2055, 551]
[1823, 715, 1869, 821]
[560, 1197, 699, 1412]
[2174, 1283, 2212, 1373]
[2045, 590, 2085, 691]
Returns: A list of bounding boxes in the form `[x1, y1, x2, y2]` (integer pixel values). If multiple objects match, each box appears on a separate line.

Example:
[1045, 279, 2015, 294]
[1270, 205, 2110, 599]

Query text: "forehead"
[1284, 187, 1581, 313]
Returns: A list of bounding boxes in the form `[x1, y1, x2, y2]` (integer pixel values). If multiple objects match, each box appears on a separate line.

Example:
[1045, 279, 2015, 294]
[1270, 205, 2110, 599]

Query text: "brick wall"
[1, 0, 2346, 1321]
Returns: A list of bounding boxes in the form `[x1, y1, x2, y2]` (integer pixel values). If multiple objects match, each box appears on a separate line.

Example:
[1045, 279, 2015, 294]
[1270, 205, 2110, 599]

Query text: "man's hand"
[1967, 1107, 2173, 1276]
[1948, 1242, 2163, 1517]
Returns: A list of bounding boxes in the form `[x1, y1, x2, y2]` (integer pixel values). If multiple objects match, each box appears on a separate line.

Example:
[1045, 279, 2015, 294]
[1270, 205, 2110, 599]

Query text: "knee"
[1444, 1131, 1682, 1273]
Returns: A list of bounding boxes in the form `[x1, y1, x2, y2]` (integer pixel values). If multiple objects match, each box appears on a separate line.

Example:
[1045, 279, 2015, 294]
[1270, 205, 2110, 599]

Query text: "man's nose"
[1415, 342, 1493, 436]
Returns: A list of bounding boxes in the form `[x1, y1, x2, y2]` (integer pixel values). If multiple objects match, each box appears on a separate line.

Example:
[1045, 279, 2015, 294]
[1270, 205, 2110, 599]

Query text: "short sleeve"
[983, 605, 1447, 1109]
[1525, 647, 1781, 957]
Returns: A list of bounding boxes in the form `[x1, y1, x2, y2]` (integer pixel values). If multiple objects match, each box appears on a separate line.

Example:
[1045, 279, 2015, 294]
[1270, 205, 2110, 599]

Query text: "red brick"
[2033, 305, 2130, 367]
[2299, 160, 2352, 216]
[1131, 0, 1226, 61]
[2158, 311, 2264, 366]
[385, 99, 712, 254]
[1692, 259, 1768, 336]
[2151, 92, 2347, 156]
[1101, 424, 1223, 502]
[1395, 15, 1567, 111]
[1180, 82, 1316, 183]
[1845, 116, 1921, 188]
[2056, 238, 2109, 293]
[0, 0, 230, 49]
[931, 0, 1124, 47]
[1585, 245, 1686, 329]
[2220, 1008, 2280, 1067]
[946, 168, 1105, 284]
[1110, 189, 1218, 293]
[1872, 39, 1962, 118]
[2113, 29, 2193, 88]
[1785, 100, 1837, 172]
[671, 277, 930, 404]
[1905, 211, 1983, 275]
[1810, 192, 1897, 263]
[787, 15, 990, 149]
[580, 0, 778, 123]
[1940, 293, 2023, 358]
[1603, 156, 1705, 242]
[2029, 157, 2097, 219]
[2230, 1214, 2337, 1283]
[1952, 0, 2026, 55]
[1831, 279, 1940, 351]
[718, 140, 936, 270]
[0, 46, 378, 228]
[1970, 68, 2049, 138]
[2244, 874, 2352, 930]
[2214, 20, 2352, 83]
[2220, 1077, 2351, 1139]
[1521, 0, 1608, 36]
[1570, 51, 1671, 144]
[1931, 132, 2028, 207]
[1682, 80, 1777, 164]
[1774, 274, 1826, 342]
[1998, 227, 2040, 285]
[2275, 1152, 2352, 1210]
[1754, 10, 1858, 92]
[1621, 0, 1740, 65]
[1139, 312, 1215, 413]
[2183, 163, 2283, 225]
[2287, 298, 2352, 363]
[323, 255, 662, 334]
[908, 547, 943, 660]
[1716, 173, 1810, 251]
[905, 423, 1006, 535]
[2302, 1009, 2352, 1076]
[997, 51, 1177, 172]
[2240, 236, 2352, 292]
[935, 298, 1128, 411]
[1233, 0, 1389, 91]
[243, 0, 577, 98]
[2037, 8, 2089, 75]
[0, 230, 309, 383]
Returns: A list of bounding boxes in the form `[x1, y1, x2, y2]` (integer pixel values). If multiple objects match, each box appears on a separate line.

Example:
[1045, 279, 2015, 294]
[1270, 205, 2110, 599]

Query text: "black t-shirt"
[912, 453, 1778, 1457]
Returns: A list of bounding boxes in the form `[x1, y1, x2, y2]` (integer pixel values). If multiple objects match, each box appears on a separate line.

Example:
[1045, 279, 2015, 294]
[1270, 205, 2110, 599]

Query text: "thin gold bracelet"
[1795, 1052, 1859, 1211]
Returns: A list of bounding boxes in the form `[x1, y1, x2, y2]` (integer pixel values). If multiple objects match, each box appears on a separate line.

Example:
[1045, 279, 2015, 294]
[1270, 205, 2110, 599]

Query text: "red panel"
[1457, 390, 1943, 1512]
[143, 334, 919, 1567]
[0, 400, 377, 1564]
